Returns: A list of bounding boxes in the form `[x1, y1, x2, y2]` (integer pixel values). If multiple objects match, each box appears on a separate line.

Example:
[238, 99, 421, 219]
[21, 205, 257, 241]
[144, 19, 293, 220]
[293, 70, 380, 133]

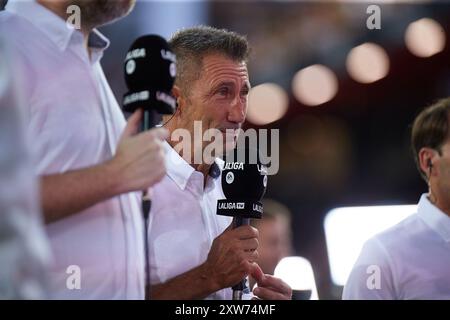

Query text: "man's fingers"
[250, 250, 259, 262]
[253, 286, 291, 300]
[249, 263, 265, 283]
[152, 127, 169, 141]
[122, 109, 143, 138]
[233, 225, 259, 240]
[240, 238, 259, 251]
[256, 274, 292, 297]
[122, 111, 169, 142]
[130, 128, 169, 153]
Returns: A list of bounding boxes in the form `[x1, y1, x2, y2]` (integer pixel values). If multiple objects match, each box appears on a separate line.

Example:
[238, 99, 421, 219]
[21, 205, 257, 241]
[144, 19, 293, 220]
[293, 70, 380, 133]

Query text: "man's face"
[433, 138, 450, 204]
[180, 54, 250, 160]
[69, 0, 136, 28]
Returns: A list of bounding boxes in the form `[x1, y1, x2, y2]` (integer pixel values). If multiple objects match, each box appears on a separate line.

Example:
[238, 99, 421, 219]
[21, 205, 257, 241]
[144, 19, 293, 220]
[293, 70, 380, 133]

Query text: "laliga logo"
[161, 49, 176, 63]
[169, 63, 176, 78]
[226, 172, 234, 184]
[218, 202, 245, 210]
[125, 48, 146, 75]
[126, 48, 146, 60]
[224, 162, 244, 170]
[123, 90, 149, 105]
[126, 60, 136, 75]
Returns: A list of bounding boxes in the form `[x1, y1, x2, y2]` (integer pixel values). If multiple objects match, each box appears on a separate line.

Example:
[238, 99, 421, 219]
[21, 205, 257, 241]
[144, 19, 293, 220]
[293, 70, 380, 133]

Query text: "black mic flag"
[217, 147, 268, 219]
[123, 34, 176, 128]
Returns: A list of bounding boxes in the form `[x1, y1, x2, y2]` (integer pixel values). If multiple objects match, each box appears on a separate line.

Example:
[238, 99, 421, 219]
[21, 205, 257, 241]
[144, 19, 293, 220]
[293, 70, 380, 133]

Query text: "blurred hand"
[110, 109, 168, 193]
[203, 223, 259, 291]
[251, 264, 292, 300]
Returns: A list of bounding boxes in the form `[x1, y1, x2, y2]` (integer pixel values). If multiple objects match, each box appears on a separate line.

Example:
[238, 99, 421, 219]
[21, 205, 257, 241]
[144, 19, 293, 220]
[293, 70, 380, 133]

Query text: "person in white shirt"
[0, 33, 50, 299]
[343, 98, 450, 299]
[148, 26, 292, 300]
[0, 0, 167, 299]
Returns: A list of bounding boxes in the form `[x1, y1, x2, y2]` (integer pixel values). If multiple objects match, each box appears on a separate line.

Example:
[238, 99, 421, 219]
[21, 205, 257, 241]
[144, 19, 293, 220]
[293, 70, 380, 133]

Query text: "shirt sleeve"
[342, 237, 397, 300]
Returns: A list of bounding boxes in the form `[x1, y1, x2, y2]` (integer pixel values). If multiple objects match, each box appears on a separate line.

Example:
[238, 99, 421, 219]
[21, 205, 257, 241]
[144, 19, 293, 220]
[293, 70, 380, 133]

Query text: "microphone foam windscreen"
[221, 147, 268, 201]
[124, 35, 176, 92]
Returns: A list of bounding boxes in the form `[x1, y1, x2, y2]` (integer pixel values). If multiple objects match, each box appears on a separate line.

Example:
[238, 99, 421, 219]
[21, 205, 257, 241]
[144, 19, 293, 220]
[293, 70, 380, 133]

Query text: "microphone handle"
[232, 216, 250, 300]
[142, 109, 155, 132]
[142, 108, 156, 299]
[232, 216, 250, 228]
[141, 108, 155, 219]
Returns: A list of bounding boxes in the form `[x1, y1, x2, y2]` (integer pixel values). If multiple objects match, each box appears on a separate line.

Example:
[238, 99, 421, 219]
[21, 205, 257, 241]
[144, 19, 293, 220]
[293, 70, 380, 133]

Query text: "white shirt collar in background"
[417, 194, 450, 242]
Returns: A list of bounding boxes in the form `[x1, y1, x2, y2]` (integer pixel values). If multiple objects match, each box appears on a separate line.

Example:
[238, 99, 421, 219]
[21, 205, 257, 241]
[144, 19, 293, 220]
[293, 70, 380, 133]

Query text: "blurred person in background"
[0, 33, 50, 299]
[0, 0, 167, 299]
[249, 199, 294, 289]
[148, 26, 291, 300]
[344, 98, 450, 299]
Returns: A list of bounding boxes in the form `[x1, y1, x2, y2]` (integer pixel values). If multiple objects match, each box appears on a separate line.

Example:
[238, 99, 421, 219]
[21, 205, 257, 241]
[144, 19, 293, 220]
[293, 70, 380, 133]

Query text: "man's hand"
[251, 264, 292, 300]
[109, 109, 169, 193]
[203, 223, 259, 292]
[150, 223, 259, 300]
[41, 109, 168, 223]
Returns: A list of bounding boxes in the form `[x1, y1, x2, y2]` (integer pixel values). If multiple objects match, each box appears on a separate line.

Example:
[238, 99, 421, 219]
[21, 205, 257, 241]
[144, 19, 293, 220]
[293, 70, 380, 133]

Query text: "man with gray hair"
[147, 26, 291, 300]
[1, 0, 167, 299]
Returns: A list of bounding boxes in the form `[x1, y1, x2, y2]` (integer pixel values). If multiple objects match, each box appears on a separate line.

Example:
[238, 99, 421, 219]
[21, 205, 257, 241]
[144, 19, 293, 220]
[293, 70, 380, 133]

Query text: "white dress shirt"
[1, 1, 145, 299]
[0, 33, 50, 299]
[148, 141, 235, 299]
[343, 194, 450, 300]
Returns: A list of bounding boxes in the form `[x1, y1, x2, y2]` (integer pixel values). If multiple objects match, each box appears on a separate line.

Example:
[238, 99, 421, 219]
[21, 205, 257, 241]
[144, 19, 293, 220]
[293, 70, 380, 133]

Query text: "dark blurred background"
[96, 1, 450, 299]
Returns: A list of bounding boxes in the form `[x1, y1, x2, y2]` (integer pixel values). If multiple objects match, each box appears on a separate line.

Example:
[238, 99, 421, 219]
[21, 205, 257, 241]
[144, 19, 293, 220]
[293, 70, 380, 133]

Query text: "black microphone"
[217, 147, 268, 300]
[123, 34, 176, 216]
[123, 34, 176, 130]
[122, 35, 176, 298]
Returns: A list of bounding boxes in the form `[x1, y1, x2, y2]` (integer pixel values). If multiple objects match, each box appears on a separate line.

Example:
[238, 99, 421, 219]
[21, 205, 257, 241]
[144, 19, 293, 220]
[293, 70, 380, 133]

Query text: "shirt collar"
[6, 0, 109, 53]
[88, 29, 110, 64]
[417, 193, 450, 242]
[88, 29, 110, 50]
[163, 141, 222, 191]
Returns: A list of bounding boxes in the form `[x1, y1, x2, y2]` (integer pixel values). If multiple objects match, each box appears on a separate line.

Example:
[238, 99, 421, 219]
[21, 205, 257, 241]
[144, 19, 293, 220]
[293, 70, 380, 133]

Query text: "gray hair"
[169, 25, 250, 96]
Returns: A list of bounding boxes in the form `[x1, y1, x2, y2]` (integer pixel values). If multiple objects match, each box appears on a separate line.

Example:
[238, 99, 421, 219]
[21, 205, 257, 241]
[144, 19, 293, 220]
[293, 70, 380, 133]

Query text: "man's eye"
[217, 87, 230, 96]
[241, 89, 249, 97]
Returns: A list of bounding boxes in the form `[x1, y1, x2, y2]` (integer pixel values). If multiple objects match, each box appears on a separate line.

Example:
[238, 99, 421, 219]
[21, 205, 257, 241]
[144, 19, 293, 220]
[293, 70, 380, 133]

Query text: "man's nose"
[228, 97, 246, 124]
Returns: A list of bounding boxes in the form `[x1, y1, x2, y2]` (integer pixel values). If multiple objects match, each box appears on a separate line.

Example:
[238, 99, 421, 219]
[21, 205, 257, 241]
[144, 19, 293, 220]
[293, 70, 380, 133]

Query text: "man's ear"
[172, 85, 184, 115]
[418, 147, 438, 180]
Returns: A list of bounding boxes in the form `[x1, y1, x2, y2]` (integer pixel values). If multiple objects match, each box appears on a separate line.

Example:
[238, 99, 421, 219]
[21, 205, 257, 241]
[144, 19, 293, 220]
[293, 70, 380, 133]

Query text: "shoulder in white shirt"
[343, 194, 450, 300]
